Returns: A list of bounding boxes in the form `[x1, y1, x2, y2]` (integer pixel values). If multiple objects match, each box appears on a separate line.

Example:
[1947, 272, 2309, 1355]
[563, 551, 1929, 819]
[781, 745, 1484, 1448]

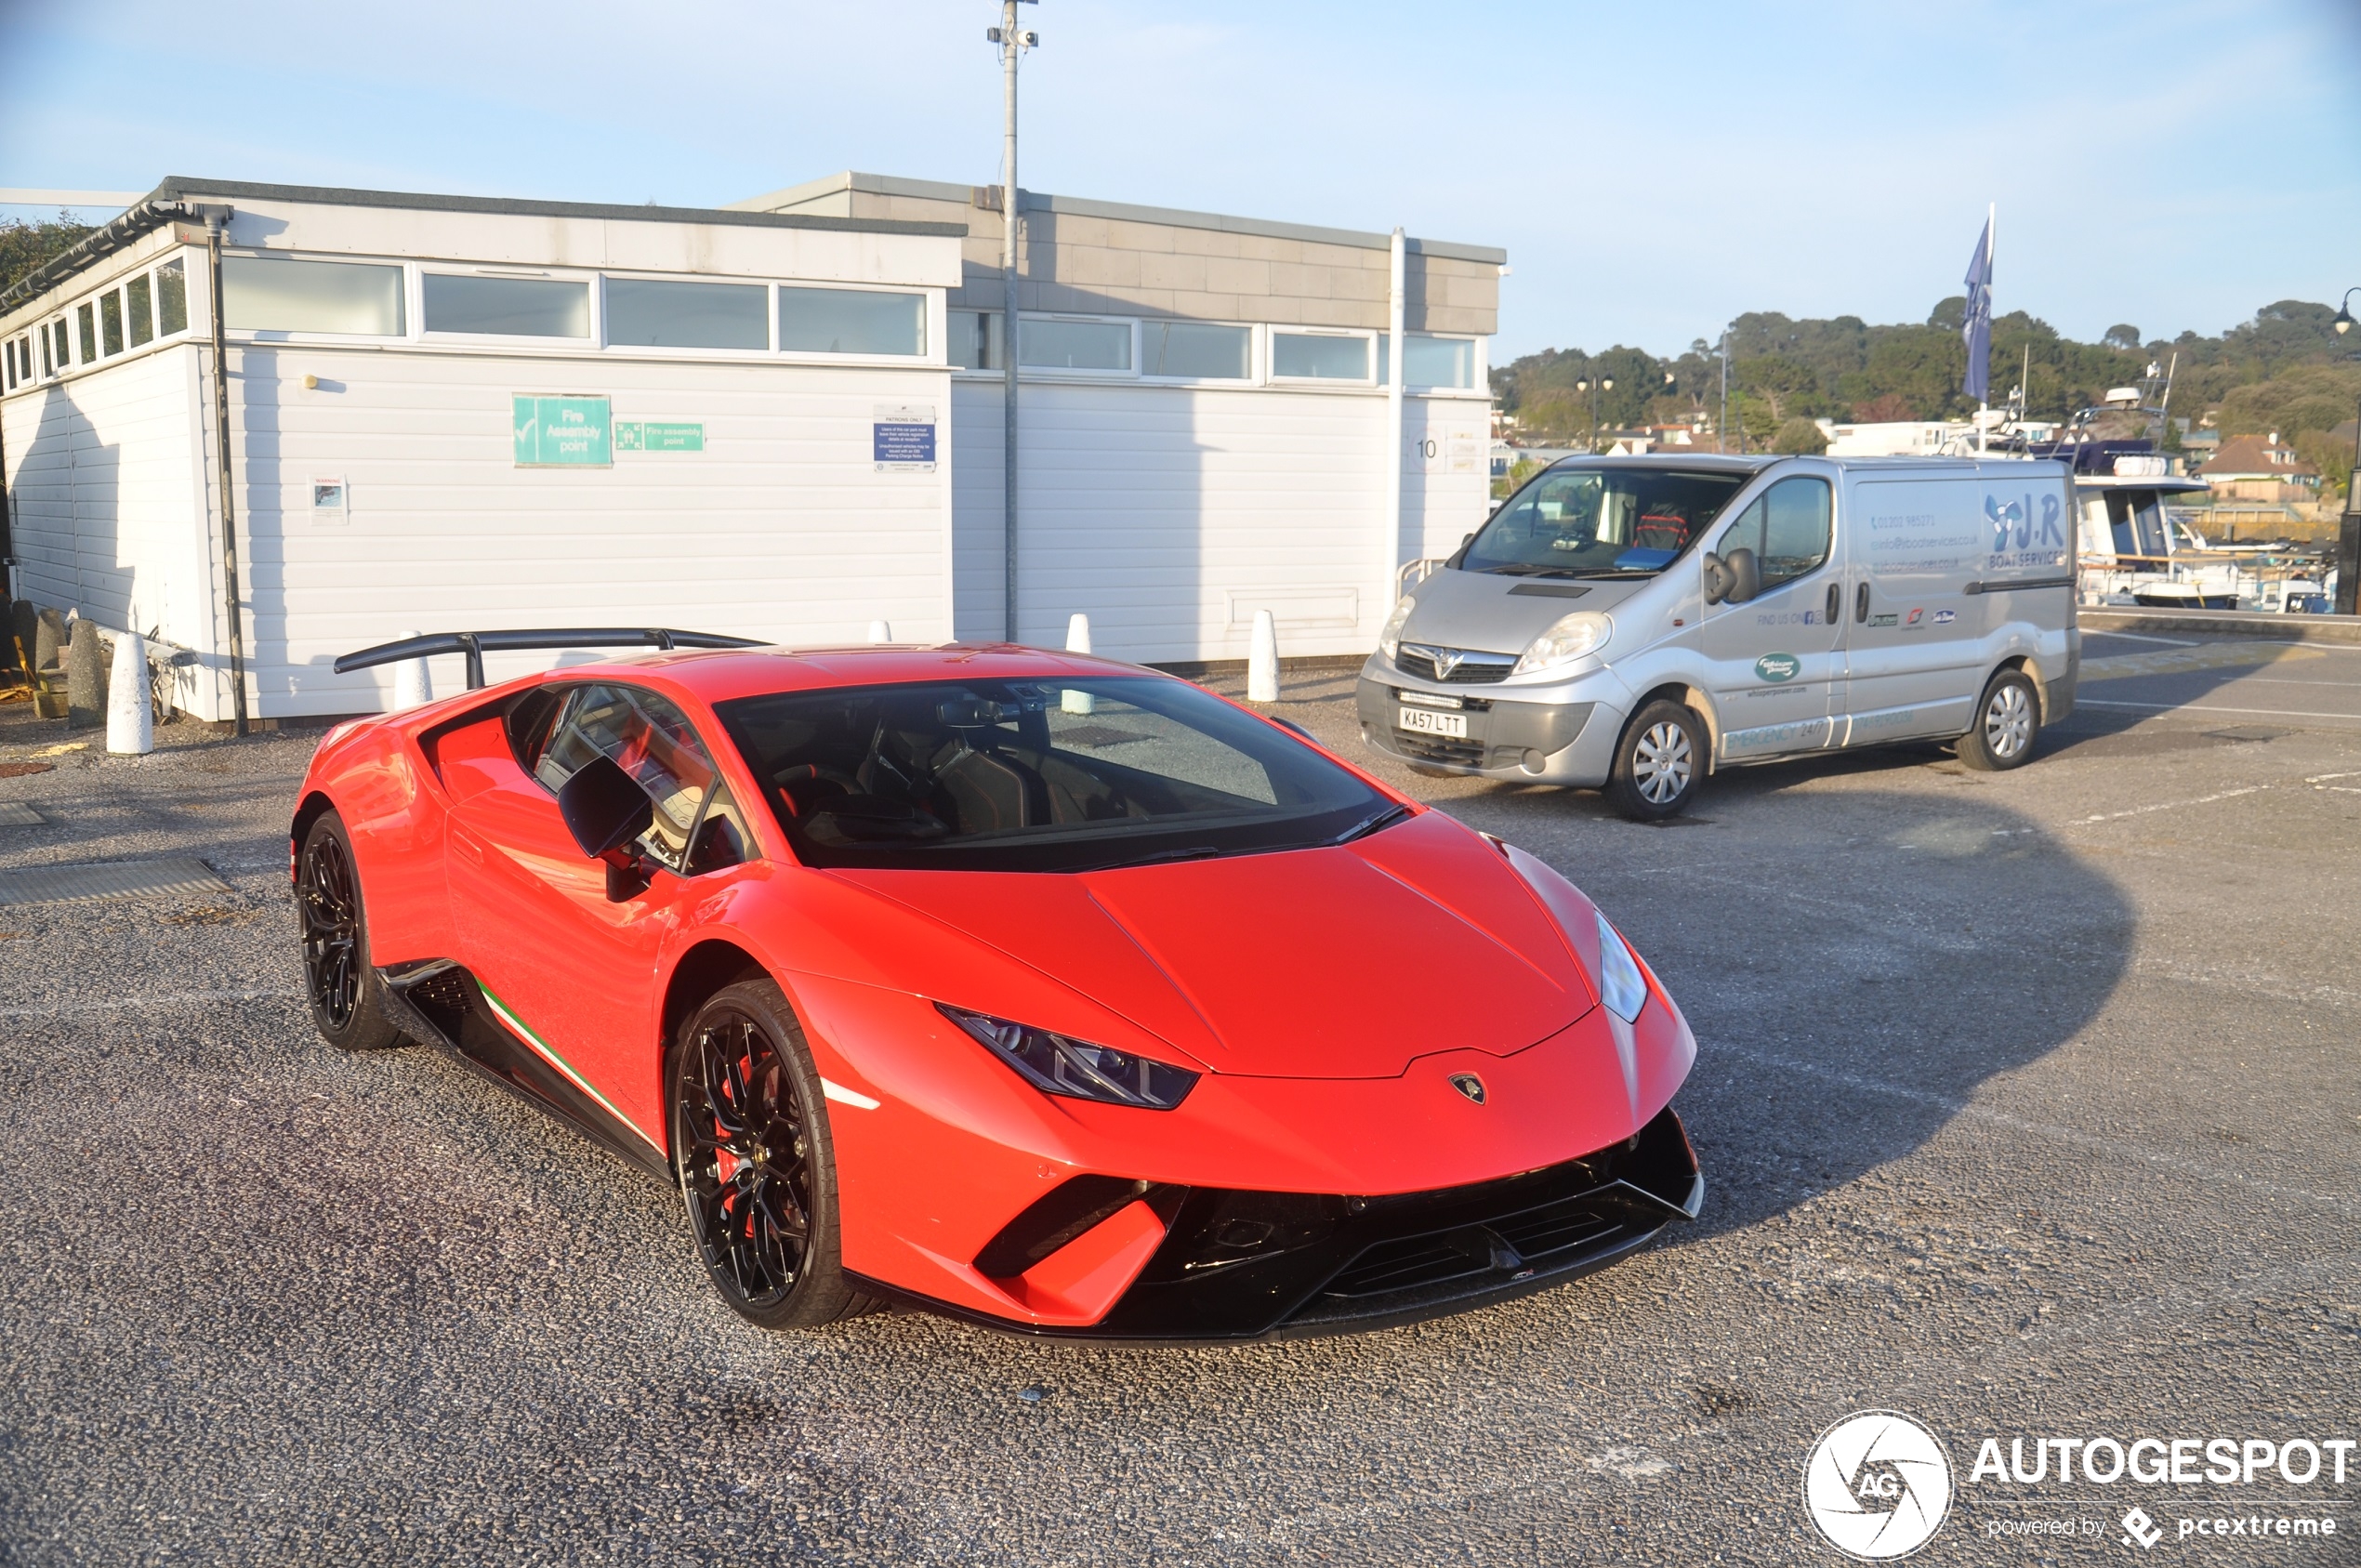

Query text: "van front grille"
[1397, 646, 1516, 685]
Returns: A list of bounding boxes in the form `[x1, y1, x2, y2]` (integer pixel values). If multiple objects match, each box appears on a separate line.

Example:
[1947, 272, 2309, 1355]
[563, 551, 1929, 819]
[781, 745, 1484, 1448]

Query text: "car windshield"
[717, 677, 1395, 873]
[1464, 465, 1748, 577]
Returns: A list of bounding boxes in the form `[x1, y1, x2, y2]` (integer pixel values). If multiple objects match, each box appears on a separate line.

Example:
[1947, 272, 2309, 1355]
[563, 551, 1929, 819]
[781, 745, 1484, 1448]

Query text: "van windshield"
[1464, 466, 1748, 578]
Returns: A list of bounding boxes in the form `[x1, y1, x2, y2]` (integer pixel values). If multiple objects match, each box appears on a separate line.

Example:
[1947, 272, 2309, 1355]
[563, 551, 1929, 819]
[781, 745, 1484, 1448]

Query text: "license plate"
[1398, 706, 1468, 738]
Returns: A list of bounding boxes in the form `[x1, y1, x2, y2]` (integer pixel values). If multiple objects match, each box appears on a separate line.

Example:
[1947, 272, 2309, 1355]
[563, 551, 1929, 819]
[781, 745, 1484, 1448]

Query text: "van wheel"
[1956, 669, 2040, 771]
[1605, 700, 1704, 820]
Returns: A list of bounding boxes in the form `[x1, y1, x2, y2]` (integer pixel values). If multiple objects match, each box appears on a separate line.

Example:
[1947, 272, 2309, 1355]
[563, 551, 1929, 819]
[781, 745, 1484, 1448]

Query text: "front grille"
[1324, 1193, 1621, 1298]
[1397, 645, 1516, 685]
[1392, 731, 1483, 766]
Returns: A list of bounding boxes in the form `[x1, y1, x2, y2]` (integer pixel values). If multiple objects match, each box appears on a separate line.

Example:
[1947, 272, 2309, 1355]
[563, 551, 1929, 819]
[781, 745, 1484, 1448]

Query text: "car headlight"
[1377, 596, 1416, 663]
[1595, 912, 1649, 1023]
[1513, 611, 1613, 675]
[939, 1004, 1200, 1111]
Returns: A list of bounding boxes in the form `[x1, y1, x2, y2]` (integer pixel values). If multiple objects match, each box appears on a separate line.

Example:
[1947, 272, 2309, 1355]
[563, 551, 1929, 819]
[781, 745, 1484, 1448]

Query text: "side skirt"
[379, 960, 673, 1182]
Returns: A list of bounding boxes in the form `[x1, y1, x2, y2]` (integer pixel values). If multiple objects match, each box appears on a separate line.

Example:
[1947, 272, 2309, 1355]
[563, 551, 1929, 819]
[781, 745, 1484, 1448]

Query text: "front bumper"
[1354, 670, 1617, 785]
[848, 1103, 1703, 1341]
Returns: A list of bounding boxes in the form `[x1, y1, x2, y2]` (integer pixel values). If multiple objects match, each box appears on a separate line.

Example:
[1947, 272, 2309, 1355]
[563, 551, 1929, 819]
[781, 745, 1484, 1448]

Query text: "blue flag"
[1960, 217, 1993, 402]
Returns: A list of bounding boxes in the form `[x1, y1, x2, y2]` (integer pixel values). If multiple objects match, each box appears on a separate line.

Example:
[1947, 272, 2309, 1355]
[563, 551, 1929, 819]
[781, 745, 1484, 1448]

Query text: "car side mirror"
[556, 755, 656, 900]
[1702, 551, 1731, 604]
[1723, 547, 1762, 603]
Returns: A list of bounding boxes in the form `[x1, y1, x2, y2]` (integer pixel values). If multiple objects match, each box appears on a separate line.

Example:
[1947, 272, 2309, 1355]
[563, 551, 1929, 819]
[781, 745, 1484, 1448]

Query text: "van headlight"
[1512, 611, 1612, 675]
[1377, 596, 1417, 663]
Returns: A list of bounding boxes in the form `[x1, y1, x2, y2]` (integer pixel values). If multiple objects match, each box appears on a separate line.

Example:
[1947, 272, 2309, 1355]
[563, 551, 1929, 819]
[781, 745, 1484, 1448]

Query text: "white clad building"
[0, 174, 1503, 720]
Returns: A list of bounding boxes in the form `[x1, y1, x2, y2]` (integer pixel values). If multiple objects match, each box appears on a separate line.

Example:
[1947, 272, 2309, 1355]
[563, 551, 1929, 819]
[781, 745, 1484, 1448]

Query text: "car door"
[1838, 475, 1989, 743]
[1698, 472, 1843, 763]
[442, 680, 758, 1146]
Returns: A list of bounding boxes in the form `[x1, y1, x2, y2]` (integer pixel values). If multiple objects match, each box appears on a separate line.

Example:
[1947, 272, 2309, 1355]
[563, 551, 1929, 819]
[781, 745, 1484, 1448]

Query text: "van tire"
[1956, 669, 2040, 771]
[1605, 700, 1705, 821]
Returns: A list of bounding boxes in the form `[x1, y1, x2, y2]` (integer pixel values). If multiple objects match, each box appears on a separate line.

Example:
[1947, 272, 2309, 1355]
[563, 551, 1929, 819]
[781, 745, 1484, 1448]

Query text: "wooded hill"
[1495, 298, 2359, 491]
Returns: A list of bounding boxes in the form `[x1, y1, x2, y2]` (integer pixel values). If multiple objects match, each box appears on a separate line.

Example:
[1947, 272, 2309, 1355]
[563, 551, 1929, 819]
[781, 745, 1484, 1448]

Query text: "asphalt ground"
[0, 634, 2355, 1567]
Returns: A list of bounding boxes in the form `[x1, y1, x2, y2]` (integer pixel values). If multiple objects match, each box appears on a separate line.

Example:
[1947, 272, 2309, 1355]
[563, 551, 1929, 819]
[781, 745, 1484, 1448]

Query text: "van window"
[1465, 465, 1748, 578]
[1715, 477, 1832, 589]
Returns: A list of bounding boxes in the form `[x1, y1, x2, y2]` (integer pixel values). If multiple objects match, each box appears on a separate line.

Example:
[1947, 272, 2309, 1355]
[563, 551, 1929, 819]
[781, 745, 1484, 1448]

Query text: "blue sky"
[4, 0, 2355, 359]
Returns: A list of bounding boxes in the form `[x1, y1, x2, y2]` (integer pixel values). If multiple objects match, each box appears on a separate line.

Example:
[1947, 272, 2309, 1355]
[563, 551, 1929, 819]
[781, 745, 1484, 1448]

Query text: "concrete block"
[33, 608, 63, 675]
[107, 630, 153, 754]
[1204, 257, 1272, 296]
[66, 618, 106, 730]
[1103, 218, 1176, 255]
[1234, 233, 1303, 264]
[1138, 253, 1207, 292]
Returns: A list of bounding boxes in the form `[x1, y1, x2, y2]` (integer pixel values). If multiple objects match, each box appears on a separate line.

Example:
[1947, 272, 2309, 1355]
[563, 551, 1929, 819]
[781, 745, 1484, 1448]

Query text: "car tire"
[669, 980, 877, 1330]
[1605, 699, 1705, 821]
[297, 810, 407, 1051]
[1955, 668, 2040, 771]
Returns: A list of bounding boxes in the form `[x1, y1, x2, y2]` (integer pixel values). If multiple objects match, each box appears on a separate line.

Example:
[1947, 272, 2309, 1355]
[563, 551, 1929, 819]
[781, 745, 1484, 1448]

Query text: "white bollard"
[1246, 609, 1280, 704]
[1062, 613, 1094, 714]
[392, 629, 433, 710]
[867, 620, 893, 644]
[106, 629, 153, 755]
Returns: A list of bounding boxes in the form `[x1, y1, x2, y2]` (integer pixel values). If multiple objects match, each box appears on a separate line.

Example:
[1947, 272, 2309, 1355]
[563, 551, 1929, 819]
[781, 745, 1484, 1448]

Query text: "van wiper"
[1332, 803, 1413, 844]
[1476, 563, 1583, 577]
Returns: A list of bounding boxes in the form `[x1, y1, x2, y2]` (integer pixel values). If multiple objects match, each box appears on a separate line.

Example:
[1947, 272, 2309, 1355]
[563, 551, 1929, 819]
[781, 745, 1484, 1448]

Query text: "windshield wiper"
[1475, 563, 1583, 577]
[1084, 843, 1224, 873]
[1332, 803, 1413, 844]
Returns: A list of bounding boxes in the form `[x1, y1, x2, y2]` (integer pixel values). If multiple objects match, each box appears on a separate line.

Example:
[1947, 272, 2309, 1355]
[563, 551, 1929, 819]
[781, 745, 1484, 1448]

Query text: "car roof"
[547, 642, 1162, 706]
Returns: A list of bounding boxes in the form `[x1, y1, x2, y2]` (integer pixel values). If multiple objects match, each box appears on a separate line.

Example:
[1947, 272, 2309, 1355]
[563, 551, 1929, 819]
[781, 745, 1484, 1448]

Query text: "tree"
[2215, 362, 2361, 439]
[0, 214, 97, 295]
[1771, 417, 1827, 455]
[2102, 323, 2142, 349]
[1852, 392, 1915, 423]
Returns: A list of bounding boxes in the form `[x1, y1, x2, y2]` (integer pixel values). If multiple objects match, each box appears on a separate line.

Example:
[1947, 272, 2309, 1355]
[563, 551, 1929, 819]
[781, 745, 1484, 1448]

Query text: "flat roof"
[146, 176, 966, 237]
[732, 171, 1509, 266]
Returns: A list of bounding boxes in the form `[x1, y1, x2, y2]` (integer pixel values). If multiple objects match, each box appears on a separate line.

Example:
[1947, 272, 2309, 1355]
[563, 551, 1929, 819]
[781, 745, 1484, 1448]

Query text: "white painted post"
[106, 629, 153, 755]
[392, 629, 432, 710]
[1062, 613, 1094, 714]
[1247, 609, 1280, 704]
[867, 620, 893, 644]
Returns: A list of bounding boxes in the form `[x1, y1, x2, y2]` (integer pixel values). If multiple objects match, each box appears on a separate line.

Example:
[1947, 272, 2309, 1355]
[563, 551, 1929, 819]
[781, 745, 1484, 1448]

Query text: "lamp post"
[2337, 289, 2359, 615]
[989, 0, 1038, 642]
[1574, 375, 1614, 453]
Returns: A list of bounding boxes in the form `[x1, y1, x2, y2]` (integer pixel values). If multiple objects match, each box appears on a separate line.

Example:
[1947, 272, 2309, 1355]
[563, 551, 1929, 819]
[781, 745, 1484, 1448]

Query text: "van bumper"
[1354, 668, 1624, 787]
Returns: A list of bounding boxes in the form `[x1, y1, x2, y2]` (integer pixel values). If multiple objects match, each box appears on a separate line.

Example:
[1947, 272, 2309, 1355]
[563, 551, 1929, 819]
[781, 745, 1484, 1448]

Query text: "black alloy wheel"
[297, 811, 404, 1051]
[670, 981, 871, 1328]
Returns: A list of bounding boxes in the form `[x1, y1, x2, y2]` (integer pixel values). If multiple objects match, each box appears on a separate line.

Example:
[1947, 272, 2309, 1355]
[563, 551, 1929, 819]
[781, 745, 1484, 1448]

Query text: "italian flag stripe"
[476, 982, 664, 1153]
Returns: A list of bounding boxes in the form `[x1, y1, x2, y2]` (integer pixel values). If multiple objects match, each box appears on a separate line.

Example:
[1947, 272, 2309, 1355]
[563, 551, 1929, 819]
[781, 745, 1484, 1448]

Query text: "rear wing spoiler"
[334, 628, 765, 690]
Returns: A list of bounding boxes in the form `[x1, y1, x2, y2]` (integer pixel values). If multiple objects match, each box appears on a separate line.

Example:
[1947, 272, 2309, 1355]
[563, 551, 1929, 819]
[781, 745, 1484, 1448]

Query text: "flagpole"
[1978, 203, 1994, 455]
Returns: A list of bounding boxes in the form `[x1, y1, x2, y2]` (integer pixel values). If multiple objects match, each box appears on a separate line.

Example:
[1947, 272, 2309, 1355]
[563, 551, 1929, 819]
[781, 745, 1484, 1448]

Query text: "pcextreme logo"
[1803, 1410, 1954, 1560]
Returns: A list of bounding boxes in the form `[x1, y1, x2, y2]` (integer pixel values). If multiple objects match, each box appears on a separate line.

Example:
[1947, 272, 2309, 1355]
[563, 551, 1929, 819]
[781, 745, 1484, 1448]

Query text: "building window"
[76, 302, 96, 363]
[776, 286, 926, 355]
[605, 277, 767, 350]
[226, 256, 407, 336]
[155, 258, 188, 336]
[99, 291, 125, 356]
[1272, 331, 1369, 381]
[1379, 334, 1477, 389]
[423, 273, 587, 337]
[46, 321, 63, 376]
[948, 309, 1003, 370]
[4, 338, 16, 389]
[1141, 320, 1249, 379]
[1021, 316, 1131, 372]
[126, 274, 153, 348]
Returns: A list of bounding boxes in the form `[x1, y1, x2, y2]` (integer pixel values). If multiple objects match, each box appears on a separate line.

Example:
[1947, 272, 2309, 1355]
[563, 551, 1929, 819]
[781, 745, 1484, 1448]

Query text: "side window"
[1716, 477, 1832, 591]
[534, 683, 749, 875]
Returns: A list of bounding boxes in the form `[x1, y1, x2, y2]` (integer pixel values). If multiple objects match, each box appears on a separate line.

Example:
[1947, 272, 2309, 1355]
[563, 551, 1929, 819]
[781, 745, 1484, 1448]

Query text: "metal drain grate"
[0, 802, 45, 827]
[0, 857, 231, 907]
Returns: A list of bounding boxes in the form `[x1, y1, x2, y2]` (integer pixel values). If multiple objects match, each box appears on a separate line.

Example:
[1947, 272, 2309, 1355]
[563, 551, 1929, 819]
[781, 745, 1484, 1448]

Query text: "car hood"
[1397, 566, 1662, 656]
[824, 810, 1598, 1079]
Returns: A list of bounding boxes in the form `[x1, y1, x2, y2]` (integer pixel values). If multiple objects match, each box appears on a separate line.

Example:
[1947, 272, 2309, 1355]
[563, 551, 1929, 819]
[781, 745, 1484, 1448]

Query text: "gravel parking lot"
[2, 633, 2355, 1566]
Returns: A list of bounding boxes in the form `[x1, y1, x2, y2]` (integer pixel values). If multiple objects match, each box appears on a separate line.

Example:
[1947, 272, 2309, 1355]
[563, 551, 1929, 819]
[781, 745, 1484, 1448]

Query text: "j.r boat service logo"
[1803, 1410, 1953, 1559]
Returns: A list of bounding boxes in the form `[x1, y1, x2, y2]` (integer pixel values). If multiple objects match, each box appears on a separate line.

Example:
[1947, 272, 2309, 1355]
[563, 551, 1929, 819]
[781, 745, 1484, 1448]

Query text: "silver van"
[1355, 455, 2079, 819]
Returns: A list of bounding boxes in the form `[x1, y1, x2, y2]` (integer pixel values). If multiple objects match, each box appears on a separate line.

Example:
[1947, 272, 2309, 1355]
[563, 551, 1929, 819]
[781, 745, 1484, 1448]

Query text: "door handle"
[1825, 582, 1840, 625]
[1854, 582, 1871, 624]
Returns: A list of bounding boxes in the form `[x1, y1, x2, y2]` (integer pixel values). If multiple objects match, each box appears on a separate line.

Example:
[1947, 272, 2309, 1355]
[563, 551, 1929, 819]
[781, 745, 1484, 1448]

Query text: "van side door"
[1839, 475, 1988, 744]
[1698, 473, 1843, 763]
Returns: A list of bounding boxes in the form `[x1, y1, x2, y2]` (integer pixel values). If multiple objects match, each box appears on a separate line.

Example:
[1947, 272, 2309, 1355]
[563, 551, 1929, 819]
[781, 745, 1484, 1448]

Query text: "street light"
[990, 0, 1039, 642]
[1574, 375, 1614, 452]
[2334, 287, 2355, 336]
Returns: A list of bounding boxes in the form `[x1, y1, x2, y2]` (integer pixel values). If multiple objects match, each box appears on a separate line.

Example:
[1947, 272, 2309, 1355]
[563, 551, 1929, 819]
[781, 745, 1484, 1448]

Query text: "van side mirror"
[557, 754, 656, 900]
[1702, 552, 1731, 604]
[1723, 547, 1762, 603]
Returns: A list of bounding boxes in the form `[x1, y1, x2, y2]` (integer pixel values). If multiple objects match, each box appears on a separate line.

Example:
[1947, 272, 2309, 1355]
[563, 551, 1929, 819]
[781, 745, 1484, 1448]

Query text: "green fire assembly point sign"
[615, 420, 706, 453]
[513, 396, 613, 467]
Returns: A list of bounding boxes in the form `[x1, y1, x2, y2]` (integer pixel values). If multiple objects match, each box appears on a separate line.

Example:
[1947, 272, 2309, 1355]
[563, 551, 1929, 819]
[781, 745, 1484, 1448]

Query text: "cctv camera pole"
[205, 210, 250, 736]
[2337, 289, 2358, 615]
[994, 1, 1036, 643]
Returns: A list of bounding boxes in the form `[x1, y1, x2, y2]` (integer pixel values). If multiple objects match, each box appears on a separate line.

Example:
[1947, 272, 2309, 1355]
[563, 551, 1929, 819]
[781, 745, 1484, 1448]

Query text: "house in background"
[2198, 432, 2319, 502]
